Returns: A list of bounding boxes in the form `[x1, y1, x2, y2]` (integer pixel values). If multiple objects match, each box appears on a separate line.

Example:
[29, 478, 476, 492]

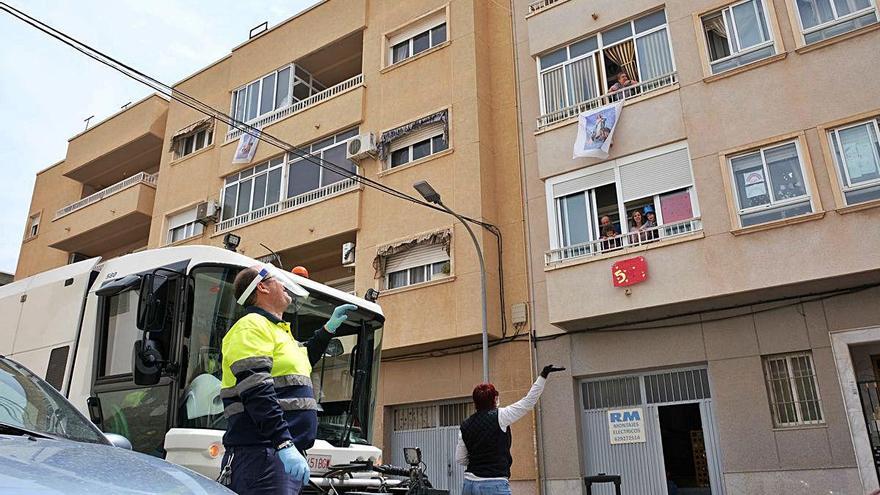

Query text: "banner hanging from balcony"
[573, 101, 623, 159]
[232, 129, 261, 164]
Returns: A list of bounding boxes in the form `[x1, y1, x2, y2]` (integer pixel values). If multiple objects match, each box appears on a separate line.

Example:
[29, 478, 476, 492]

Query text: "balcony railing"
[226, 74, 364, 141]
[528, 0, 565, 14]
[545, 217, 702, 265]
[54, 172, 158, 220]
[537, 72, 678, 130]
[214, 177, 359, 233]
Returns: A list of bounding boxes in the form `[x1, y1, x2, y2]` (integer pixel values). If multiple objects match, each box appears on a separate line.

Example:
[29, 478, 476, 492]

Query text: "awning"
[168, 117, 215, 151]
[372, 229, 451, 279]
[376, 109, 449, 161]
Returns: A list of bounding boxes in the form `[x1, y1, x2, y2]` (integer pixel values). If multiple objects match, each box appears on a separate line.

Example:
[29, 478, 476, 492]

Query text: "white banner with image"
[233, 129, 261, 164]
[573, 101, 623, 159]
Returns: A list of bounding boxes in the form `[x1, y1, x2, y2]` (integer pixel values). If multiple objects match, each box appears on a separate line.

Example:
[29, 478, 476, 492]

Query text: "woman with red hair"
[455, 364, 565, 495]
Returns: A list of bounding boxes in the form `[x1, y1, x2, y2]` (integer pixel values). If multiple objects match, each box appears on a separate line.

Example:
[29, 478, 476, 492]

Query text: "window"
[174, 127, 213, 159]
[384, 243, 450, 290]
[221, 157, 285, 221]
[387, 10, 447, 66]
[388, 126, 448, 168]
[548, 143, 699, 260]
[231, 64, 324, 124]
[763, 351, 824, 427]
[287, 128, 358, 198]
[702, 0, 776, 74]
[538, 10, 674, 115]
[794, 0, 877, 44]
[166, 206, 205, 244]
[729, 141, 813, 227]
[102, 291, 139, 377]
[828, 117, 880, 205]
[25, 212, 40, 240]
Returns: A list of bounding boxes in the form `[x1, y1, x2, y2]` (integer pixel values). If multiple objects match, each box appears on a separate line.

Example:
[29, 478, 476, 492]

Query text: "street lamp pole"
[413, 181, 489, 382]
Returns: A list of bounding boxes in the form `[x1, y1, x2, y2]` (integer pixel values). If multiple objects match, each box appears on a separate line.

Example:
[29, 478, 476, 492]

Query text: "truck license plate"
[307, 454, 332, 471]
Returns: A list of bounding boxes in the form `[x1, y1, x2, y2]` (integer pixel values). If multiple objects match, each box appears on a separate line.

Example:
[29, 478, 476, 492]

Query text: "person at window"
[599, 215, 621, 250]
[455, 365, 565, 495]
[642, 205, 659, 241]
[218, 266, 357, 494]
[629, 209, 648, 244]
[609, 71, 639, 93]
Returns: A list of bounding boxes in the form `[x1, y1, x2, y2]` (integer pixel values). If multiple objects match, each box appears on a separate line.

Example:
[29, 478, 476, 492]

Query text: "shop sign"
[608, 407, 646, 444]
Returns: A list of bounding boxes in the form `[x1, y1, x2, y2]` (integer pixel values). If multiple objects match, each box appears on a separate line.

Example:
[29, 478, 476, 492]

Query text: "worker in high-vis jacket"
[218, 265, 356, 494]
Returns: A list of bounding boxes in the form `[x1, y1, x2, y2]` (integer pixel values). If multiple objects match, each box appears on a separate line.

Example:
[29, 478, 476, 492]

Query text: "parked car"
[0, 354, 233, 494]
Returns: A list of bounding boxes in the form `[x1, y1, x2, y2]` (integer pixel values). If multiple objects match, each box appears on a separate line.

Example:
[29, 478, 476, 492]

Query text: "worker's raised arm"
[497, 365, 565, 429]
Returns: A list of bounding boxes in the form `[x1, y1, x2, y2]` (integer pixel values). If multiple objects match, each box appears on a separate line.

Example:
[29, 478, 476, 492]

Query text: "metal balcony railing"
[54, 172, 158, 220]
[537, 72, 678, 130]
[214, 177, 359, 233]
[226, 74, 364, 141]
[545, 217, 702, 265]
[528, 0, 565, 14]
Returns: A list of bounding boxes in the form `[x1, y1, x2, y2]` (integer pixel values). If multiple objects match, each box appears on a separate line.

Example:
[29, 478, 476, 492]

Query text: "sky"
[0, 0, 320, 274]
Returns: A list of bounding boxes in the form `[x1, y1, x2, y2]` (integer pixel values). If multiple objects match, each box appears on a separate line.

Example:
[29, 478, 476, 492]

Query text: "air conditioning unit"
[346, 133, 377, 161]
[342, 242, 356, 267]
[195, 201, 219, 224]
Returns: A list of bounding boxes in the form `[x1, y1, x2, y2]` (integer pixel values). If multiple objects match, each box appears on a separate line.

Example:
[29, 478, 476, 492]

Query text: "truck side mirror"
[133, 339, 163, 386]
[325, 338, 344, 357]
[136, 274, 156, 331]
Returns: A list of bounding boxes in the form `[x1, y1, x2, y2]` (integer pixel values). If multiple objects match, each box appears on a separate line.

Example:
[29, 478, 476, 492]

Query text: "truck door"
[90, 275, 181, 457]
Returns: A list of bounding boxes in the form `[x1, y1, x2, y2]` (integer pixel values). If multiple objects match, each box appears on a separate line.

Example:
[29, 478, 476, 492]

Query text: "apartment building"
[15, 1, 535, 493]
[514, 0, 880, 493]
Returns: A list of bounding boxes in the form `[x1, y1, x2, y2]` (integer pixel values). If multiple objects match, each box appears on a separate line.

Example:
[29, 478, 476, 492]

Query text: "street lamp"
[413, 180, 489, 382]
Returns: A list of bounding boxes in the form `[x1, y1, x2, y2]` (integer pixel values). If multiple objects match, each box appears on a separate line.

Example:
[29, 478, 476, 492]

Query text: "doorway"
[659, 403, 711, 495]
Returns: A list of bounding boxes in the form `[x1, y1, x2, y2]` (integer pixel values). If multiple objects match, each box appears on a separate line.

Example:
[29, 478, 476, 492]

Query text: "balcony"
[48, 173, 157, 256]
[537, 72, 678, 130]
[545, 218, 702, 265]
[528, 0, 566, 14]
[64, 95, 167, 187]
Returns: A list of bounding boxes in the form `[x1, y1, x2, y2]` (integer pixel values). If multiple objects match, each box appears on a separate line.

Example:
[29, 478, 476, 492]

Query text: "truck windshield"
[179, 265, 382, 445]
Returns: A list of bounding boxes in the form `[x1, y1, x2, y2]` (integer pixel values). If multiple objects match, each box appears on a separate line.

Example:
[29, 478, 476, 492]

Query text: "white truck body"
[0, 246, 385, 481]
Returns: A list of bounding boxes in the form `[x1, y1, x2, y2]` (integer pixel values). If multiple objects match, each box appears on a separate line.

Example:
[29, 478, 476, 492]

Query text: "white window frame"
[174, 127, 214, 159]
[390, 23, 447, 65]
[536, 9, 676, 115]
[388, 130, 449, 169]
[383, 243, 451, 290]
[221, 156, 286, 221]
[702, 0, 776, 73]
[794, 0, 878, 40]
[386, 261, 450, 290]
[728, 140, 814, 225]
[546, 142, 699, 250]
[26, 212, 41, 240]
[230, 64, 324, 125]
[286, 128, 359, 197]
[386, 8, 448, 67]
[827, 117, 880, 204]
[762, 351, 825, 427]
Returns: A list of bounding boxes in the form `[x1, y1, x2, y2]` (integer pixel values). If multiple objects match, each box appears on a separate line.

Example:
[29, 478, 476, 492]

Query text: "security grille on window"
[231, 64, 325, 124]
[388, 10, 447, 66]
[388, 122, 449, 168]
[702, 0, 776, 74]
[385, 243, 450, 290]
[287, 128, 358, 198]
[221, 156, 285, 221]
[763, 351, 824, 427]
[729, 141, 812, 227]
[828, 117, 880, 205]
[538, 9, 674, 115]
[26, 212, 40, 239]
[794, 0, 877, 44]
[166, 206, 205, 244]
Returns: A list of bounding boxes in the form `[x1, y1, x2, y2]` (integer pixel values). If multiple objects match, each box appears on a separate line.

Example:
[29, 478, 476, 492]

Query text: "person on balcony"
[455, 365, 565, 495]
[599, 215, 621, 251]
[643, 205, 659, 241]
[609, 71, 639, 93]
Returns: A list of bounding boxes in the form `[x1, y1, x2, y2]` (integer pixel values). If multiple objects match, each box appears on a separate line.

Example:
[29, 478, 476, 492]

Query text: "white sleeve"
[454, 431, 469, 466]
[497, 377, 546, 430]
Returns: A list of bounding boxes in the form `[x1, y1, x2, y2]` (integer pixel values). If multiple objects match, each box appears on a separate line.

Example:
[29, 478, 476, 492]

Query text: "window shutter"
[619, 148, 693, 202]
[388, 11, 445, 47]
[385, 243, 449, 273]
[552, 168, 616, 198]
[168, 207, 198, 230]
[331, 278, 356, 295]
[388, 122, 446, 154]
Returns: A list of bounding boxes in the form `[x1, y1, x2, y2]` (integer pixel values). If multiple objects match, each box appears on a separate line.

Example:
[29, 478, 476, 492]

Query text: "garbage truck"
[0, 245, 420, 493]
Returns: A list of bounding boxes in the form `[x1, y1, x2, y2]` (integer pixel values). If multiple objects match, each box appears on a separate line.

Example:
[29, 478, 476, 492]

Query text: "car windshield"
[180, 265, 383, 445]
[0, 357, 107, 444]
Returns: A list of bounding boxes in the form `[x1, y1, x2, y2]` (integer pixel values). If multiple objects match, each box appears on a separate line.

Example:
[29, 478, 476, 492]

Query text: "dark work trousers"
[221, 446, 303, 495]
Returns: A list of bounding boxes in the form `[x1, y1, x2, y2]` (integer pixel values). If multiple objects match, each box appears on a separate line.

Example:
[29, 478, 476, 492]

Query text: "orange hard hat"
[292, 266, 309, 278]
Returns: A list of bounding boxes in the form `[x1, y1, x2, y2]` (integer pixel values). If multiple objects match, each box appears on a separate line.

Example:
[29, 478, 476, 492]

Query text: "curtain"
[636, 29, 674, 81]
[566, 57, 597, 106]
[604, 40, 636, 80]
[541, 67, 567, 113]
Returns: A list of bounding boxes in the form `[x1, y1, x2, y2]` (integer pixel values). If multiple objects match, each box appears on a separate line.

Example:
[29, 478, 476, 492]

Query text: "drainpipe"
[507, 1, 547, 494]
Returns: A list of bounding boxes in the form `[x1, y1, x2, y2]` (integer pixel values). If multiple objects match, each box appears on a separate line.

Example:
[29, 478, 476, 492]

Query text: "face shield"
[237, 265, 310, 308]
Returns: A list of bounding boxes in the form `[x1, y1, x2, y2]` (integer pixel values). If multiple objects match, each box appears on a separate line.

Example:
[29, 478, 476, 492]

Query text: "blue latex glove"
[278, 446, 310, 485]
[325, 304, 358, 334]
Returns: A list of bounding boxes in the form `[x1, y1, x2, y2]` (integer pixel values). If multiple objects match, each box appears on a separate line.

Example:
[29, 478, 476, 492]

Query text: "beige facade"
[515, 0, 880, 493]
[16, 0, 536, 492]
